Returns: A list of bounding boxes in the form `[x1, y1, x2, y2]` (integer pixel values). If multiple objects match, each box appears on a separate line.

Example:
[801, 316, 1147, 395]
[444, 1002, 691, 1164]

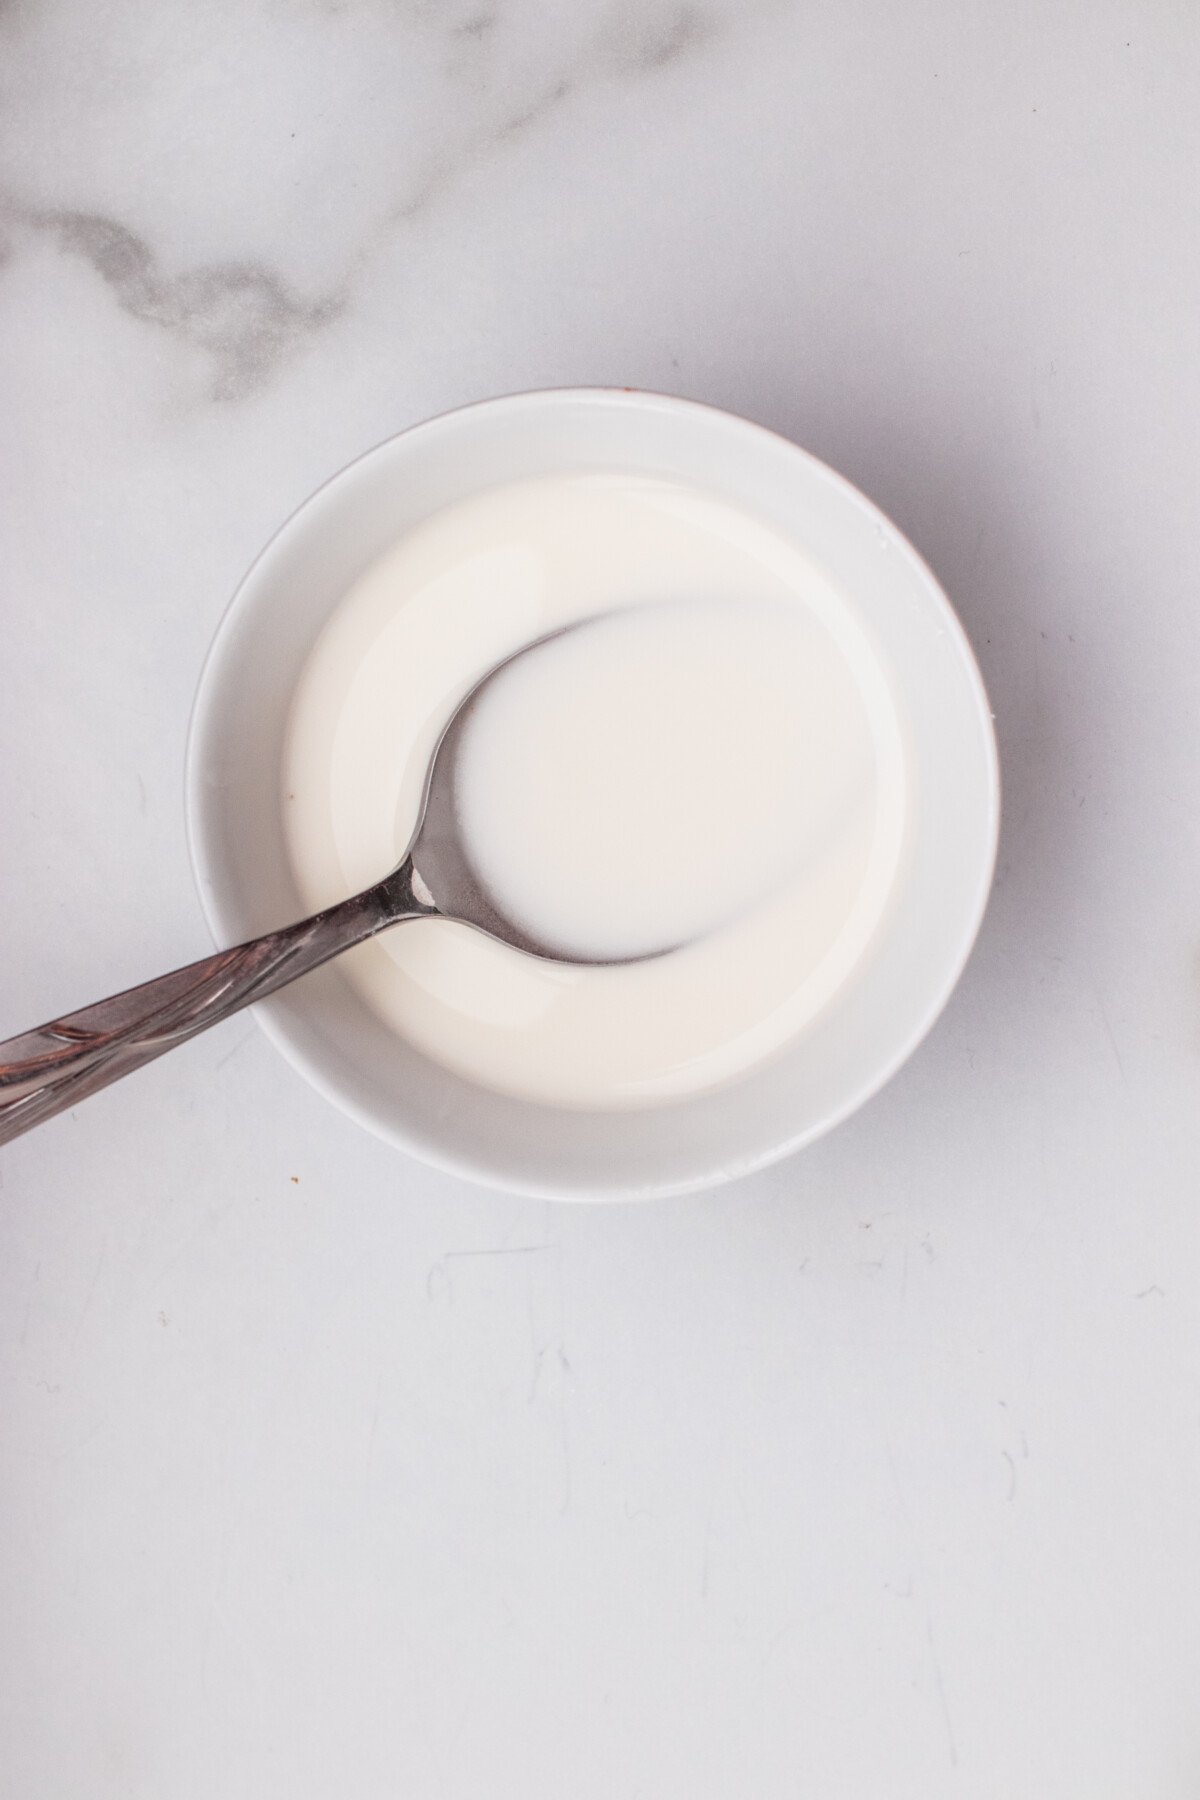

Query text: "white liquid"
[283, 474, 907, 1109]
[455, 600, 876, 963]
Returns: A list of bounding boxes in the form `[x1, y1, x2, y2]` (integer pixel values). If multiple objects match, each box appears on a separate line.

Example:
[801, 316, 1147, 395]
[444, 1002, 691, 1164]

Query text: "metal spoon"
[0, 626, 649, 1147]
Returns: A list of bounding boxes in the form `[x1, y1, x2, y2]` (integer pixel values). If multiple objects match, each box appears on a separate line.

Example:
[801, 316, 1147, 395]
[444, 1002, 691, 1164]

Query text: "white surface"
[1, 2, 1198, 1794]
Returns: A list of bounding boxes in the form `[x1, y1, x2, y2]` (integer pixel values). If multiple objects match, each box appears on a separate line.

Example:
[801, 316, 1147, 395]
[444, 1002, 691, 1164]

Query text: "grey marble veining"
[21, 205, 343, 398]
[0, 0, 765, 402]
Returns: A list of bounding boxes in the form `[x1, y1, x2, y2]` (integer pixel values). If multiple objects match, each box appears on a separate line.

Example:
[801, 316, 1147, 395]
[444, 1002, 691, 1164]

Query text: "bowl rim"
[184, 386, 1000, 1200]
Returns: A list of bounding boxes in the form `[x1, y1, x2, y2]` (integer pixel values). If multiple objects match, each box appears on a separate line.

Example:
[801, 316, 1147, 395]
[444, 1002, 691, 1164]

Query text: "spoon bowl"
[403, 622, 671, 965]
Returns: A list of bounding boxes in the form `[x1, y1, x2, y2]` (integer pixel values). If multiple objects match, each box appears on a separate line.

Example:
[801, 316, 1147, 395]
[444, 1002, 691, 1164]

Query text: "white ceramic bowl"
[186, 389, 998, 1200]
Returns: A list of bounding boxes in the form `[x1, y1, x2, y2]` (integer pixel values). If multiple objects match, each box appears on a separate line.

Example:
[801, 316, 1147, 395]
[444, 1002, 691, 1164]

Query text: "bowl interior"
[186, 390, 997, 1199]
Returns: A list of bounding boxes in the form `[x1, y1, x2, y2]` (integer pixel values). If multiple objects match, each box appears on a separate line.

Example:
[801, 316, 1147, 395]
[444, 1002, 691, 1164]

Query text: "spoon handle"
[0, 871, 422, 1147]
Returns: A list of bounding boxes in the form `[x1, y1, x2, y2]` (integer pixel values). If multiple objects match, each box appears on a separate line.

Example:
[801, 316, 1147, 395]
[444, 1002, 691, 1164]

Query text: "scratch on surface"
[137, 1193, 264, 1303]
[425, 1260, 453, 1303]
[699, 1509, 712, 1598]
[556, 1233, 573, 1515]
[214, 1027, 256, 1072]
[41, 1419, 111, 1464]
[556, 1386, 573, 1518]
[1135, 1283, 1165, 1300]
[1093, 986, 1127, 1082]
[926, 1616, 960, 1767]
[512, 1232, 573, 1513]
[443, 1243, 559, 1260]
[525, 1261, 546, 1406]
[70, 1236, 108, 1351]
[1001, 1449, 1017, 1501]
[884, 1436, 915, 1536]
[365, 1369, 383, 1486]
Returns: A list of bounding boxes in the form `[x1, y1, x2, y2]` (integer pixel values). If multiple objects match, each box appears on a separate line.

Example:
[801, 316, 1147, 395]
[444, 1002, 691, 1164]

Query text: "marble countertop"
[3, 3, 1200, 1794]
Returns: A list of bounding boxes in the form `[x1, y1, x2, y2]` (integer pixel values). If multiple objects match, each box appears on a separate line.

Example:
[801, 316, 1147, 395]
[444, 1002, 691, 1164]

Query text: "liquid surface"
[455, 600, 876, 962]
[283, 473, 908, 1108]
